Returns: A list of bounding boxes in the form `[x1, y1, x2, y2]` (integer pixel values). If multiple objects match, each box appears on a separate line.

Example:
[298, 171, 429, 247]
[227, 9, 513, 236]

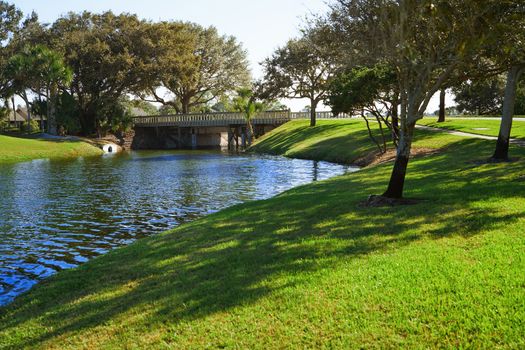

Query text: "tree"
[49, 11, 153, 135]
[260, 34, 336, 127]
[326, 64, 398, 153]
[4, 45, 72, 134]
[4, 48, 37, 133]
[482, 1, 525, 160]
[54, 91, 81, 135]
[26, 45, 71, 134]
[124, 99, 159, 116]
[437, 89, 446, 122]
[0, 2, 21, 42]
[7, 11, 48, 51]
[0, 2, 22, 100]
[452, 76, 505, 115]
[328, 0, 507, 199]
[493, 66, 525, 160]
[143, 22, 250, 114]
[231, 88, 267, 144]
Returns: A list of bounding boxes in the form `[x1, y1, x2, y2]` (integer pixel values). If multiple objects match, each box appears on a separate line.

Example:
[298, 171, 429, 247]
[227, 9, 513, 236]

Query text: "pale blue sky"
[12, 0, 444, 112]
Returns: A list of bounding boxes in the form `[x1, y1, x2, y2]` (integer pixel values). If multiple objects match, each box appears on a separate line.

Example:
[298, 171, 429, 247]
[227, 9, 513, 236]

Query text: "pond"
[0, 150, 357, 305]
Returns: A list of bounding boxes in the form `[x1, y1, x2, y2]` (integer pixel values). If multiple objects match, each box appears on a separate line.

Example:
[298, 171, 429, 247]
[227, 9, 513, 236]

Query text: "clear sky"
[12, 0, 445, 112]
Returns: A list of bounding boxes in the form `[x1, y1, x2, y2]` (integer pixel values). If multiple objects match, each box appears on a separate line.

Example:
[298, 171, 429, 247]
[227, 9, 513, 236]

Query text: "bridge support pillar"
[228, 126, 241, 149]
[191, 128, 197, 149]
[228, 128, 233, 150]
[241, 127, 247, 148]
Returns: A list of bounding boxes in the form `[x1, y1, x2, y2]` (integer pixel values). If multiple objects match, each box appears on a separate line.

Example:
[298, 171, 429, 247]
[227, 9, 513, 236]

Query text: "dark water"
[0, 150, 356, 305]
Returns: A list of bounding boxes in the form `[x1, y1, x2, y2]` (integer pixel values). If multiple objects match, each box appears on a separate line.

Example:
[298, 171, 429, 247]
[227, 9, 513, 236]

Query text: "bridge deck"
[132, 110, 352, 128]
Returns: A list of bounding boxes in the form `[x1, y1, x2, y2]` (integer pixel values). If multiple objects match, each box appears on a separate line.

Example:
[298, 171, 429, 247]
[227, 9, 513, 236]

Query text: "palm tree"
[232, 88, 266, 145]
[34, 46, 72, 135]
[5, 52, 34, 133]
[5, 45, 72, 135]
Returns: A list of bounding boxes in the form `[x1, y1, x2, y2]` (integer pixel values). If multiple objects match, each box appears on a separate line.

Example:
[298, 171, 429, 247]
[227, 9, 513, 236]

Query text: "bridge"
[129, 110, 351, 150]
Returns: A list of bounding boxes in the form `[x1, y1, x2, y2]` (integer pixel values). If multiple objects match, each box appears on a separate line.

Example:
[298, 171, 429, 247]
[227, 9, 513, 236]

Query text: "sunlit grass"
[0, 134, 102, 163]
[250, 119, 381, 164]
[418, 117, 525, 139]
[1, 121, 525, 348]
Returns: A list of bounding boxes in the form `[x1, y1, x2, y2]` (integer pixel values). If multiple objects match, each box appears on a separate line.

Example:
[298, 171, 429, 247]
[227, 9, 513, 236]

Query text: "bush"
[0, 107, 9, 131]
[56, 92, 82, 135]
[97, 100, 134, 136]
[21, 120, 41, 133]
[0, 119, 9, 132]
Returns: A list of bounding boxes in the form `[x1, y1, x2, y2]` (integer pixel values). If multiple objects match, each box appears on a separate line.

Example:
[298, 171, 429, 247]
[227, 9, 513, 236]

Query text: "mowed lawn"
[0, 134, 102, 163]
[249, 119, 384, 164]
[418, 117, 525, 139]
[1, 121, 525, 348]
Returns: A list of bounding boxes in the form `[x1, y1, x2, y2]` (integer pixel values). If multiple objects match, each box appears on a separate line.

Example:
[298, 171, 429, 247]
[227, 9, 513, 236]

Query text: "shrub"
[21, 119, 41, 133]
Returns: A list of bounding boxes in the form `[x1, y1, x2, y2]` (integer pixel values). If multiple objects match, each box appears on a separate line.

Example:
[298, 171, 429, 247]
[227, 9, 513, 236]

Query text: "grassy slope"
[0, 134, 102, 163]
[418, 117, 525, 139]
[1, 121, 525, 348]
[249, 119, 382, 164]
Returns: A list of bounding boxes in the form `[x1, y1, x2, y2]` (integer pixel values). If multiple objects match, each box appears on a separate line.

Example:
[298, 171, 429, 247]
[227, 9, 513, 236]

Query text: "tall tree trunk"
[391, 95, 400, 145]
[181, 95, 191, 114]
[492, 66, 524, 160]
[437, 88, 446, 123]
[23, 95, 32, 135]
[247, 118, 254, 145]
[310, 99, 317, 127]
[4, 98, 10, 127]
[11, 97, 15, 128]
[78, 112, 89, 135]
[39, 96, 44, 132]
[383, 120, 416, 199]
[48, 87, 58, 135]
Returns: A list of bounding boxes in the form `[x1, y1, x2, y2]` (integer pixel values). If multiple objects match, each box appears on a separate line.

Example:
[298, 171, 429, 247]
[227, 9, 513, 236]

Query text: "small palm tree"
[232, 88, 266, 145]
[29, 45, 72, 135]
[5, 45, 72, 135]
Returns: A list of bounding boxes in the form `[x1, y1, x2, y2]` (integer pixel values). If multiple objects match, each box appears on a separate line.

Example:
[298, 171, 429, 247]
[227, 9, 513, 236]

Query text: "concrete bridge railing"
[132, 110, 353, 128]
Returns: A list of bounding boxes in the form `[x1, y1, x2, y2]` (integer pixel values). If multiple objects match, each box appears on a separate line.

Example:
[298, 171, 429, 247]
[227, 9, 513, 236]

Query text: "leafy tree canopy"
[453, 76, 505, 115]
[326, 64, 396, 115]
[260, 33, 336, 126]
[143, 22, 251, 114]
[49, 11, 158, 135]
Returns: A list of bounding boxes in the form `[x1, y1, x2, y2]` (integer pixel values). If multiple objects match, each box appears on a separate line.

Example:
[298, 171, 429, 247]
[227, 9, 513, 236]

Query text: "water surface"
[0, 150, 356, 305]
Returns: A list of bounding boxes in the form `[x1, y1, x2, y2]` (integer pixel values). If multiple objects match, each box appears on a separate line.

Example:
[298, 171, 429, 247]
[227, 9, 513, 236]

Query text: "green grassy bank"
[1, 121, 525, 348]
[0, 134, 102, 163]
[418, 117, 525, 139]
[250, 119, 456, 165]
[249, 119, 380, 164]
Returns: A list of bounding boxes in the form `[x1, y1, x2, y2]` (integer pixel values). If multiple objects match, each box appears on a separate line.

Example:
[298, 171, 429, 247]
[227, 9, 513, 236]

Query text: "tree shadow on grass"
[2, 135, 525, 348]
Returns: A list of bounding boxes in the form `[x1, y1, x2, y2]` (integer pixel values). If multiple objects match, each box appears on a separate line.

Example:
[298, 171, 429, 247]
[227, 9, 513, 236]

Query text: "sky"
[13, 0, 446, 113]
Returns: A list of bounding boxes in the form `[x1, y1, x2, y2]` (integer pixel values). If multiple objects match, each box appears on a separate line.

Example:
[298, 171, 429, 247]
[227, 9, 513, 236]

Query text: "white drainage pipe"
[102, 143, 118, 153]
